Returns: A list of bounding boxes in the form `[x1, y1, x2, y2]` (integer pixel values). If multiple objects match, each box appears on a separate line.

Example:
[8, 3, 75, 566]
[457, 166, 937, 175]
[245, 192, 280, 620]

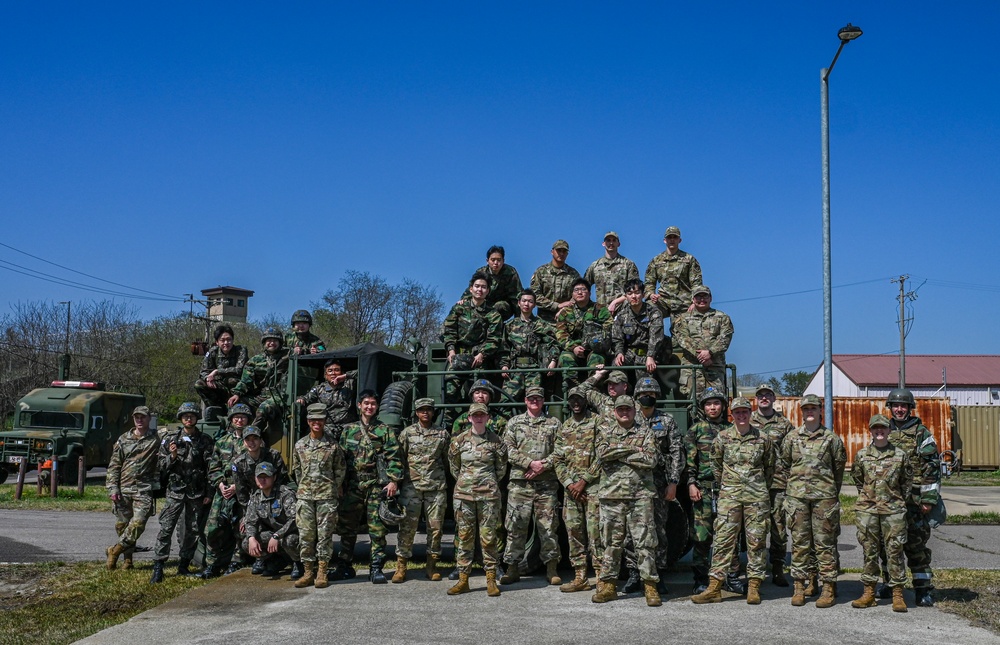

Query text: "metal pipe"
[821, 66, 834, 429]
[77, 455, 86, 496]
[50, 459, 58, 498]
[14, 459, 27, 500]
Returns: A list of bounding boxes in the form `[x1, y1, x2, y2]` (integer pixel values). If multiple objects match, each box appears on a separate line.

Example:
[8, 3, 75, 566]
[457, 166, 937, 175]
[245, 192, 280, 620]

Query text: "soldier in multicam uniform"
[780, 393, 847, 608]
[285, 309, 326, 355]
[500, 289, 558, 407]
[200, 403, 252, 579]
[293, 403, 347, 589]
[243, 462, 301, 578]
[882, 387, 941, 607]
[579, 368, 631, 421]
[195, 324, 249, 409]
[751, 384, 795, 587]
[590, 396, 662, 607]
[151, 402, 215, 583]
[336, 390, 404, 585]
[692, 396, 775, 605]
[457, 245, 524, 320]
[530, 239, 581, 323]
[643, 225, 703, 330]
[392, 398, 450, 583]
[451, 379, 508, 437]
[851, 414, 913, 613]
[583, 231, 640, 313]
[296, 358, 357, 440]
[105, 406, 159, 571]
[672, 286, 733, 399]
[556, 278, 612, 391]
[447, 402, 508, 597]
[552, 386, 602, 592]
[612, 278, 668, 391]
[500, 385, 563, 587]
[228, 327, 290, 442]
[232, 426, 289, 575]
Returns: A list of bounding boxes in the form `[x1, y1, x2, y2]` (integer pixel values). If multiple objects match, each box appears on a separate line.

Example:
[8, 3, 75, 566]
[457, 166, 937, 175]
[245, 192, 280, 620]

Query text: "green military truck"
[0, 380, 145, 485]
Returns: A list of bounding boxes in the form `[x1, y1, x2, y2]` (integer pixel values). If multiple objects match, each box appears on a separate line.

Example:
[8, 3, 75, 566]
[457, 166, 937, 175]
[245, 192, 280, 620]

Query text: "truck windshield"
[18, 411, 85, 430]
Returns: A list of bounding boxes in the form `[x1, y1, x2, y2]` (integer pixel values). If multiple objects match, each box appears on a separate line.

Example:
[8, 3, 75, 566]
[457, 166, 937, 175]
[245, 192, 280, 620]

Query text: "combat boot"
[815, 581, 836, 608]
[746, 578, 762, 605]
[622, 567, 642, 593]
[150, 561, 164, 584]
[691, 576, 723, 604]
[725, 572, 746, 595]
[448, 566, 461, 581]
[106, 543, 125, 570]
[790, 579, 806, 606]
[251, 558, 266, 575]
[893, 585, 909, 612]
[425, 555, 442, 581]
[500, 565, 520, 585]
[369, 557, 387, 585]
[199, 564, 219, 580]
[643, 580, 662, 607]
[294, 562, 315, 588]
[486, 570, 501, 597]
[560, 567, 593, 593]
[122, 548, 134, 570]
[289, 562, 304, 581]
[314, 561, 330, 588]
[177, 559, 196, 577]
[392, 557, 408, 584]
[691, 566, 709, 595]
[546, 560, 562, 585]
[803, 574, 819, 597]
[852, 582, 877, 608]
[447, 572, 471, 595]
[591, 580, 618, 603]
[771, 565, 788, 587]
[224, 560, 242, 575]
[876, 581, 892, 599]
[656, 569, 670, 595]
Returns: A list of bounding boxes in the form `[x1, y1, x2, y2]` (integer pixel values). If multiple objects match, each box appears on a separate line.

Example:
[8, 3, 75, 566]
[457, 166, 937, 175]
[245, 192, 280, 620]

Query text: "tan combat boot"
[391, 557, 408, 584]
[691, 576, 724, 604]
[791, 579, 806, 606]
[804, 574, 819, 597]
[746, 578, 762, 605]
[643, 580, 662, 607]
[546, 560, 562, 585]
[591, 580, 618, 603]
[852, 582, 877, 608]
[815, 581, 836, 608]
[294, 562, 315, 588]
[425, 555, 441, 581]
[447, 572, 471, 595]
[106, 544, 125, 570]
[314, 561, 330, 588]
[486, 570, 501, 597]
[559, 567, 592, 593]
[892, 585, 908, 613]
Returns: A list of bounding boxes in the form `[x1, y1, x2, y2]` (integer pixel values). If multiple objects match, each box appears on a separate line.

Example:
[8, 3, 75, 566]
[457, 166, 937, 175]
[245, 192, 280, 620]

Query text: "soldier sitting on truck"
[296, 358, 358, 440]
[228, 327, 290, 443]
[285, 309, 326, 356]
[556, 278, 611, 392]
[195, 324, 249, 410]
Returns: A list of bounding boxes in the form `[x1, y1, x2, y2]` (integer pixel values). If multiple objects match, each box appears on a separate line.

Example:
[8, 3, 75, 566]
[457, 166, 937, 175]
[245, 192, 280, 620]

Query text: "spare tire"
[379, 381, 414, 430]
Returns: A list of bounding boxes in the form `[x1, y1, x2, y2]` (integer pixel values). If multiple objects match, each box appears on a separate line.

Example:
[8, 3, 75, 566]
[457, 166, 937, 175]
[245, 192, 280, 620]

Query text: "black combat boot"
[336, 560, 357, 580]
[198, 564, 219, 580]
[622, 567, 642, 594]
[656, 569, 670, 595]
[224, 560, 242, 575]
[290, 561, 305, 581]
[369, 556, 388, 584]
[449, 566, 461, 581]
[725, 572, 747, 595]
[691, 566, 709, 595]
[914, 584, 934, 607]
[176, 559, 195, 576]
[150, 561, 164, 584]
[252, 558, 266, 575]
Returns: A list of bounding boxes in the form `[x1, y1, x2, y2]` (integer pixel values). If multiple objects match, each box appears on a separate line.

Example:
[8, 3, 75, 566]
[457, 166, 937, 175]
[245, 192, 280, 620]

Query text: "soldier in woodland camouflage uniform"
[336, 391, 404, 584]
[195, 324, 249, 409]
[228, 327, 290, 441]
[751, 384, 795, 587]
[780, 393, 847, 608]
[500, 289, 558, 407]
[643, 225, 703, 328]
[672, 286, 733, 399]
[530, 239, 581, 323]
[556, 278, 612, 391]
[292, 403, 347, 588]
[851, 414, 913, 612]
[590, 397, 662, 607]
[583, 231, 640, 313]
[243, 462, 301, 578]
[447, 402, 508, 596]
[201, 404, 252, 578]
[457, 245, 524, 320]
[613, 278, 668, 391]
[393, 398, 450, 583]
[443, 272, 503, 422]
[552, 387, 602, 592]
[501, 386, 563, 586]
[105, 406, 160, 571]
[296, 359, 357, 440]
[285, 309, 326, 355]
[692, 397, 775, 605]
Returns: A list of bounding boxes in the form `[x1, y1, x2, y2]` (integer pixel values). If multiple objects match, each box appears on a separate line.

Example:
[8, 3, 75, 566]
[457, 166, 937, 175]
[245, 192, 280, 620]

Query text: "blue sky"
[2, 2, 998, 380]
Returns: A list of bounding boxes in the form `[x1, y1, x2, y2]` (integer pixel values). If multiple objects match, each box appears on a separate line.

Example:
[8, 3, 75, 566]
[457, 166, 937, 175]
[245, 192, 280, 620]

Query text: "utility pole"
[891, 275, 917, 387]
[58, 301, 71, 380]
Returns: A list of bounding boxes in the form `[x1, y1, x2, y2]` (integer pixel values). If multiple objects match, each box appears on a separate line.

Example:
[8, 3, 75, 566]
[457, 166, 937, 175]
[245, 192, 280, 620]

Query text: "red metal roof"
[832, 354, 1000, 387]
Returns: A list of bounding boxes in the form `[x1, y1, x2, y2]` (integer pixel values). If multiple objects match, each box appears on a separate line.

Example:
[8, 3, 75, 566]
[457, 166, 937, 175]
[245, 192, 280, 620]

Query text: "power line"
[714, 277, 893, 305]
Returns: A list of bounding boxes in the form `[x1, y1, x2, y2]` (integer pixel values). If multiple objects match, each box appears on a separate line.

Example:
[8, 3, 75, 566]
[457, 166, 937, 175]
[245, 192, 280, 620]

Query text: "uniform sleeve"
[106, 440, 123, 496]
[647, 305, 665, 357]
[763, 437, 776, 490]
[551, 430, 572, 487]
[442, 304, 462, 352]
[273, 487, 298, 539]
[380, 427, 404, 484]
[555, 308, 574, 350]
[915, 427, 941, 506]
[503, 266, 524, 317]
[447, 438, 461, 478]
[663, 420, 684, 484]
[643, 257, 659, 301]
[494, 437, 509, 479]
[199, 348, 216, 380]
[851, 452, 865, 493]
[504, 424, 533, 470]
[244, 494, 262, 537]
[530, 267, 559, 315]
[332, 444, 348, 493]
[832, 435, 847, 493]
[777, 434, 792, 492]
[710, 435, 724, 489]
[623, 429, 657, 470]
[481, 311, 503, 357]
[232, 357, 257, 396]
[900, 452, 915, 500]
[708, 313, 734, 355]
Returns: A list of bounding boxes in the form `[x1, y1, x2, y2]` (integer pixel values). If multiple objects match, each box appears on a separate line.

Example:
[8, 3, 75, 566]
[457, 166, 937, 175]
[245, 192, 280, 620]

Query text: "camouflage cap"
[607, 370, 628, 384]
[730, 396, 752, 411]
[468, 402, 489, 416]
[414, 397, 435, 410]
[755, 384, 776, 397]
[800, 393, 823, 407]
[525, 385, 545, 398]
[552, 239, 569, 251]
[255, 461, 275, 477]
[306, 403, 327, 420]
[869, 413, 891, 429]
[243, 426, 262, 438]
[664, 226, 681, 238]
[603, 231, 620, 241]
[614, 395, 636, 409]
[567, 386, 586, 400]
[132, 405, 151, 417]
[692, 285, 712, 297]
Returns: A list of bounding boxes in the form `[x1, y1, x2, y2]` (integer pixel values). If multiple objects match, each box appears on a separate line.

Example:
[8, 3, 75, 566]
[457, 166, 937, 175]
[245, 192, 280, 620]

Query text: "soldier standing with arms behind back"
[105, 406, 160, 571]
[583, 231, 640, 314]
[530, 239, 581, 323]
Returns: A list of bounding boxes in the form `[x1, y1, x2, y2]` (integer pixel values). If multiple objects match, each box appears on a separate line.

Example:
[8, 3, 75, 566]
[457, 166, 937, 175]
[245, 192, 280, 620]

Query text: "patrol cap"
[243, 426, 262, 438]
[132, 405, 151, 417]
[799, 393, 823, 407]
[414, 397, 435, 410]
[755, 384, 776, 397]
[664, 226, 681, 238]
[614, 395, 636, 409]
[255, 462, 276, 477]
[552, 239, 570, 251]
[869, 414, 891, 429]
[306, 403, 327, 420]
[607, 371, 628, 384]
[692, 285, 712, 298]
[525, 385, 545, 399]
[603, 231, 620, 241]
[730, 396, 752, 411]
[469, 402, 489, 416]
[567, 386, 586, 401]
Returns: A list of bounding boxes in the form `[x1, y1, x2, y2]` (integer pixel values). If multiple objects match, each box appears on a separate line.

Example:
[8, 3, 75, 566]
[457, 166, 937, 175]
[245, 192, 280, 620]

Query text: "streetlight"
[821, 23, 862, 429]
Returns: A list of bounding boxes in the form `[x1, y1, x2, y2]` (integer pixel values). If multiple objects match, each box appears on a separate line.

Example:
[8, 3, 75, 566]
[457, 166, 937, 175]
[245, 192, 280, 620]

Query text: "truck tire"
[0, 466, 8, 485]
[666, 499, 692, 566]
[378, 381, 414, 430]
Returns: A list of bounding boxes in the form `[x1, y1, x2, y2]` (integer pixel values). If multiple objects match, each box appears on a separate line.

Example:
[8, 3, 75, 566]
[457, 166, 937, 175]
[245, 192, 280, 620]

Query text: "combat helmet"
[261, 327, 284, 345]
[698, 388, 726, 408]
[378, 496, 406, 526]
[886, 387, 915, 408]
[290, 309, 313, 325]
[634, 377, 662, 396]
[228, 403, 252, 420]
[177, 402, 200, 418]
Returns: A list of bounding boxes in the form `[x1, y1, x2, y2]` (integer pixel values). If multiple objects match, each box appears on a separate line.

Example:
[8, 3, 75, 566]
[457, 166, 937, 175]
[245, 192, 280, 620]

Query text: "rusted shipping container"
[952, 406, 1000, 470]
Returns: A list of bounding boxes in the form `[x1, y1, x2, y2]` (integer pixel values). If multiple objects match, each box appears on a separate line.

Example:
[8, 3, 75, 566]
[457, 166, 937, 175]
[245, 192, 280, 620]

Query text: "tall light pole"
[821, 23, 862, 429]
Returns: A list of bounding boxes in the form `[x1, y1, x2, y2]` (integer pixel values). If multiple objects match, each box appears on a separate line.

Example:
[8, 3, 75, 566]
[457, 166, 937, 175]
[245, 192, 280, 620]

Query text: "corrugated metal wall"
[953, 406, 1000, 469]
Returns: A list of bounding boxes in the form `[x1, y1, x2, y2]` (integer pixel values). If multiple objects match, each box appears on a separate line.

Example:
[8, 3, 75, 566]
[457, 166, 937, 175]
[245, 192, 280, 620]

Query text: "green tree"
[780, 370, 812, 397]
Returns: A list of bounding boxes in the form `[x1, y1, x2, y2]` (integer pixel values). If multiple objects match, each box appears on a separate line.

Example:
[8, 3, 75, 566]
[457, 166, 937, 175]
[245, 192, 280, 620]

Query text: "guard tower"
[200, 286, 255, 323]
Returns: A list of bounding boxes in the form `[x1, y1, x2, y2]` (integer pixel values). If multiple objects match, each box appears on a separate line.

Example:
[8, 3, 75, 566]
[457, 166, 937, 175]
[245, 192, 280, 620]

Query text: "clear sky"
[2, 2, 998, 380]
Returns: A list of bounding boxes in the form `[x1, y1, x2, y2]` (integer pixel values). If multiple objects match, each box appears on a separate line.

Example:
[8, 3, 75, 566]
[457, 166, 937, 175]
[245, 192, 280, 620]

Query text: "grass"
[0, 484, 110, 511]
[943, 470, 1000, 487]
[934, 569, 1000, 635]
[837, 495, 1000, 526]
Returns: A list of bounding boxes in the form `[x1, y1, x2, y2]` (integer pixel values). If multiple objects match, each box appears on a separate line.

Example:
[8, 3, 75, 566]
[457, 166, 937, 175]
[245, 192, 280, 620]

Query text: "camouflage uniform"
[452, 411, 507, 438]
[584, 255, 640, 309]
[502, 412, 562, 568]
[243, 483, 300, 564]
[612, 301, 667, 390]
[449, 427, 508, 574]
[195, 345, 249, 408]
[459, 263, 524, 320]
[298, 373, 358, 439]
[203, 428, 248, 570]
[751, 408, 795, 569]
[284, 330, 326, 354]
[672, 307, 733, 398]
[552, 409, 603, 570]
[442, 300, 503, 407]
[233, 447, 288, 507]
[530, 261, 581, 322]
[644, 409, 683, 570]
[852, 443, 913, 586]
[154, 428, 215, 563]
[232, 349, 290, 433]
[556, 301, 612, 389]
[683, 417, 729, 576]
[107, 427, 160, 551]
[501, 314, 559, 404]
[708, 426, 775, 582]
[396, 421, 450, 559]
[292, 431, 347, 564]
[642, 249, 703, 319]
[780, 424, 847, 583]
[336, 420, 403, 564]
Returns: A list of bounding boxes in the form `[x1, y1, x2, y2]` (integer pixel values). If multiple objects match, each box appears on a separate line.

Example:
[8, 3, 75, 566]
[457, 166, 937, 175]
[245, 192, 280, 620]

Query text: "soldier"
[881, 387, 941, 607]
[447, 402, 508, 597]
[556, 278, 611, 391]
[451, 379, 508, 438]
[643, 225, 703, 329]
[780, 393, 847, 608]
[457, 245, 524, 320]
[590, 396, 661, 607]
[501, 386, 563, 587]
[195, 324, 249, 409]
[442, 272, 503, 423]
[578, 368, 631, 421]
[200, 403, 252, 579]
[296, 359, 358, 440]
[292, 403, 347, 589]
[500, 289, 558, 407]
[752, 384, 795, 587]
[552, 386, 602, 592]
[530, 239, 581, 323]
[691, 396, 775, 605]
[105, 405, 160, 571]
[612, 278, 668, 390]
[232, 426, 289, 561]
[336, 390, 404, 584]
[244, 462, 301, 579]
[393, 398, 450, 583]
[851, 414, 913, 613]
[285, 309, 326, 355]
[672, 286, 733, 399]
[151, 402, 215, 583]
[583, 231, 640, 313]
[227, 327, 290, 441]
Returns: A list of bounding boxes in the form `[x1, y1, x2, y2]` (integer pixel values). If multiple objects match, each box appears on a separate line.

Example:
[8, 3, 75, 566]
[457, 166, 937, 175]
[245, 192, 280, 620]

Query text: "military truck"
[0, 380, 145, 485]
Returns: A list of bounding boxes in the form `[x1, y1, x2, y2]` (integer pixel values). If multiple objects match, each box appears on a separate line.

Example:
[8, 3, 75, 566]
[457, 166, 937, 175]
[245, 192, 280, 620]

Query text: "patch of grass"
[0, 484, 110, 511]
[945, 511, 1000, 525]
[943, 471, 1000, 487]
[0, 561, 207, 645]
[934, 569, 1000, 635]
[840, 494, 857, 526]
